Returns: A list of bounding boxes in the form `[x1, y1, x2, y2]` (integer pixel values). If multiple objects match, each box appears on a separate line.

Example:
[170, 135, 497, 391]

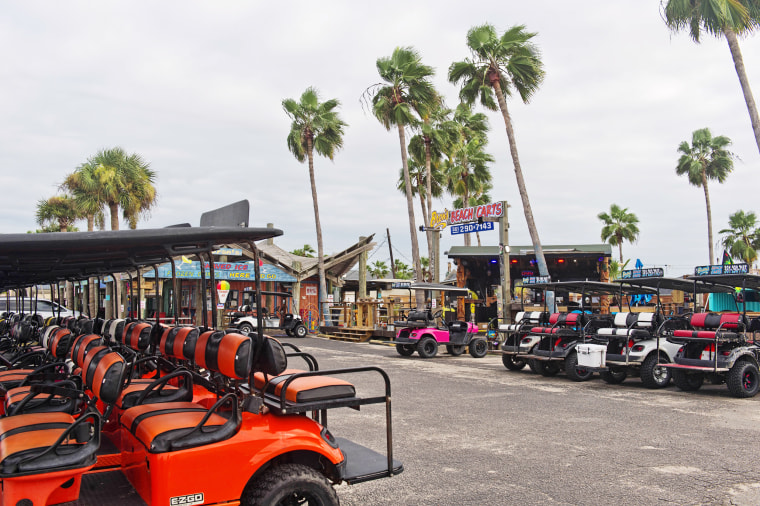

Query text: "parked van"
[0, 298, 77, 319]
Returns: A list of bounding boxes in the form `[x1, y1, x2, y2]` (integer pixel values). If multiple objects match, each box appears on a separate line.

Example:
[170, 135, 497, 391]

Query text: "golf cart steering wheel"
[433, 309, 443, 319]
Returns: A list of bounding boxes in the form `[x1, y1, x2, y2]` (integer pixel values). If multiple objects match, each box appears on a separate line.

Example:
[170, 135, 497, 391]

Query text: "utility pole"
[499, 201, 511, 324]
[387, 228, 396, 278]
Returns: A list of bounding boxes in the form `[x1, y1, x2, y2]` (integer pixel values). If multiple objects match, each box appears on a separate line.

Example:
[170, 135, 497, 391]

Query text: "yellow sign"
[429, 209, 449, 230]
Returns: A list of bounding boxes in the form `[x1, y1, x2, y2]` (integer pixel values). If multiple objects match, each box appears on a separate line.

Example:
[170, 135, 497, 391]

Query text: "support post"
[358, 236, 367, 299]
[499, 201, 511, 324]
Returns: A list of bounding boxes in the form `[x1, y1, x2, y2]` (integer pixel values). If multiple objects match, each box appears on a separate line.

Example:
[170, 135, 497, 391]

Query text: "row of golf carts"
[494, 264, 760, 398]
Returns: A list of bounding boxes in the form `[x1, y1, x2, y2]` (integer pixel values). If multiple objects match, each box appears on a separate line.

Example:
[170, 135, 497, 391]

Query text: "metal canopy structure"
[686, 273, 760, 291]
[613, 276, 736, 294]
[408, 282, 470, 293]
[0, 226, 282, 290]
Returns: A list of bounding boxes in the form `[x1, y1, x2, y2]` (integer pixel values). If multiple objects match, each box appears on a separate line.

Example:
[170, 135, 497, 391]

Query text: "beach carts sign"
[429, 201, 504, 235]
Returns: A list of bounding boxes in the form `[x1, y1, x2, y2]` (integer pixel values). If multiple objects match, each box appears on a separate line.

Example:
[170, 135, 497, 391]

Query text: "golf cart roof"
[523, 280, 656, 296]
[408, 282, 470, 293]
[258, 291, 293, 298]
[0, 226, 282, 291]
[686, 273, 760, 291]
[613, 276, 736, 294]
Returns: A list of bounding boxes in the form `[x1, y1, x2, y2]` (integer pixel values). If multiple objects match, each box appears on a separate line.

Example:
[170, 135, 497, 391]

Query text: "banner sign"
[522, 276, 550, 284]
[429, 201, 504, 230]
[391, 282, 411, 289]
[694, 263, 749, 276]
[144, 262, 296, 282]
[212, 248, 242, 256]
[450, 222, 494, 235]
[621, 268, 664, 279]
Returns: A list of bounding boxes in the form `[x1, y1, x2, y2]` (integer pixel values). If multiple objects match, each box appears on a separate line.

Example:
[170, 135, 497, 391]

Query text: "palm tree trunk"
[492, 80, 549, 279]
[398, 124, 425, 309]
[109, 203, 119, 230]
[306, 138, 330, 326]
[618, 241, 624, 264]
[702, 175, 714, 264]
[724, 27, 760, 155]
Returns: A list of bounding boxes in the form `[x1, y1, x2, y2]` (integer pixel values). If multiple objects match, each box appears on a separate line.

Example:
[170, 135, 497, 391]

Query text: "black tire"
[241, 463, 339, 506]
[640, 353, 671, 389]
[396, 343, 415, 356]
[468, 338, 488, 358]
[417, 336, 438, 358]
[285, 328, 294, 337]
[502, 354, 527, 371]
[599, 369, 627, 384]
[294, 324, 307, 338]
[727, 358, 760, 398]
[238, 323, 254, 335]
[528, 359, 541, 374]
[672, 370, 704, 391]
[446, 345, 465, 356]
[564, 351, 593, 382]
[533, 360, 560, 377]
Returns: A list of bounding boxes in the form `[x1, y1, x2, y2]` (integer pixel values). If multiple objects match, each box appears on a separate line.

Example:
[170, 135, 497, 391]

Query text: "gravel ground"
[276, 335, 760, 506]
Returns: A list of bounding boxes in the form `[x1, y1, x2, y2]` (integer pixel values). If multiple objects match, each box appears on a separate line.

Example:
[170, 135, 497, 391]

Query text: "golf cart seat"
[498, 311, 549, 333]
[119, 331, 249, 453]
[251, 336, 357, 406]
[671, 312, 746, 342]
[596, 312, 661, 339]
[529, 312, 587, 335]
[400, 310, 433, 328]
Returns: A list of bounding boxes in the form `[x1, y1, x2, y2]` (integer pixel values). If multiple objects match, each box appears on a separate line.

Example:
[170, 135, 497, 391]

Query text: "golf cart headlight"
[632, 345, 645, 352]
[411, 332, 417, 338]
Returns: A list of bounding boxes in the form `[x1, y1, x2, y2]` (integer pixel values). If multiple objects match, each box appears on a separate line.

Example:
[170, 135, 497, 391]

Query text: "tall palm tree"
[291, 244, 316, 257]
[446, 137, 494, 246]
[676, 128, 735, 263]
[598, 204, 640, 263]
[35, 195, 80, 232]
[85, 147, 157, 230]
[663, 0, 760, 154]
[449, 24, 550, 281]
[397, 153, 445, 237]
[370, 47, 436, 308]
[283, 87, 347, 325]
[719, 209, 760, 265]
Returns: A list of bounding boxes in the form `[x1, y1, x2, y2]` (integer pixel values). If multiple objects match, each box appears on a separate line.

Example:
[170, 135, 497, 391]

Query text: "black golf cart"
[232, 290, 308, 337]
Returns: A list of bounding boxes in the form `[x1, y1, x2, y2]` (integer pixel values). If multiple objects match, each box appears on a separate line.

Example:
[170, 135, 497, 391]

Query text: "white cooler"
[576, 343, 607, 368]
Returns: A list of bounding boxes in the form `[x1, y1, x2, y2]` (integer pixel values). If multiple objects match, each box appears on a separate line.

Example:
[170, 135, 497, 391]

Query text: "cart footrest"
[337, 437, 403, 485]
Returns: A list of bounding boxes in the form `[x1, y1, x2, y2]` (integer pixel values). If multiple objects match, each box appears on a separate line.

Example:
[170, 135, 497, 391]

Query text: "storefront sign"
[450, 222, 493, 235]
[213, 248, 242, 256]
[144, 262, 296, 282]
[429, 201, 504, 230]
[694, 263, 749, 276]
[621, 268, 664, 279]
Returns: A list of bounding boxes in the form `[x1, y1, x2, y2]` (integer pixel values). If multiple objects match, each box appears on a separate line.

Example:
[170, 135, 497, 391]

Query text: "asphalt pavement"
[275, 335, 760, 506]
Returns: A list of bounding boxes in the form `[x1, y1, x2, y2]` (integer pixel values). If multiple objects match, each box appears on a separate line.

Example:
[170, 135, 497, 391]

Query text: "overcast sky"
[2, 1, 760, 278]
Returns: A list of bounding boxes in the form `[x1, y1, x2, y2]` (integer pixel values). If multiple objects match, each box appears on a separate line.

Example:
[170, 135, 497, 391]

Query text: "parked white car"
[0, 298, 77, 319]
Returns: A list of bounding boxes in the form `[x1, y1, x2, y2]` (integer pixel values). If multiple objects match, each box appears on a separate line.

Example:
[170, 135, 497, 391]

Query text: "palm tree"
[449, 24, 550, 281]
[598, 204, 640, 263]
[720, 209, 760, 265]
[85, 147, 157, 230]
[663, 0, 760, 154]
[283, 87, 347, 325]
[369, 260, 389, 279]
[393, 259, 413, 280]
[60, 162, 105, 231]
[676, 128, 735, 263]
[446, 137, 494, 246]
[35, 195, 80, 232]
[370, 47, 436, 308]
[291, 244, 316, 258]
[397, 154, 445, 237]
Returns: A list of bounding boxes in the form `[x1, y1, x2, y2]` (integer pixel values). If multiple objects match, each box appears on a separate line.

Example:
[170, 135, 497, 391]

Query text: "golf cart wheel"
[238, 323, 254, 335]
[502, 354, 527, 371]
[672, 370, 704, 391]
[533, 360, 560, 377]
[241, 463, 338, 506]
[396, 344, 416, 356]
[727, 358, 760, 398]
[528, 359, 541, 374]
[417, 336, 438, 358]
[446, 345, 466, 356]
[294, 324, 307, 338]
[640, 353, 671, 389]
[599, 369, 627, 384]
[564, 351, 593, 382]
[468, 338, 488, 358]
[285, 328, 294, 337]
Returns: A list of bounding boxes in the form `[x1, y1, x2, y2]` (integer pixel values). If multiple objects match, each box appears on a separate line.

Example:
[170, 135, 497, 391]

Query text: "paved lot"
[275, 335, 760, 506]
